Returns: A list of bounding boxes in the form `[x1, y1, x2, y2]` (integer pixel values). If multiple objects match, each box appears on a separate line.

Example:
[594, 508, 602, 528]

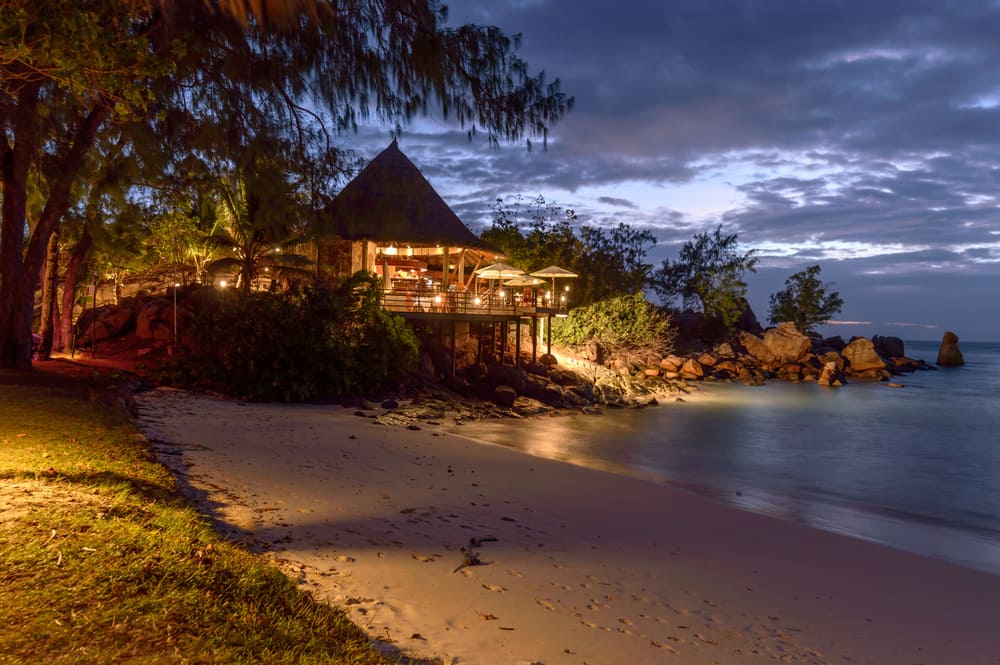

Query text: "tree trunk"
[60, 224, 94, 353]
[37, 227, 60, 359]
[0, 84, 40, 369]
[0, 101, 109, 369]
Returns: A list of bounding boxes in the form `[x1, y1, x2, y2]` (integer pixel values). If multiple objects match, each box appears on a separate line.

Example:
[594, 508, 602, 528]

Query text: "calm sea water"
[450, 340, 1000, 575]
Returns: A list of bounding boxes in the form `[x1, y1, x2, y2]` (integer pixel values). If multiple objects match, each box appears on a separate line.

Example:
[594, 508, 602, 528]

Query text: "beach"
[134, 387, 1000, 665]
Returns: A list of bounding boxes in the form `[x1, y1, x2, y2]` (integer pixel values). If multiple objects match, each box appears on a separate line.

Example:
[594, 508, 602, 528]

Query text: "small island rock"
[937, 331, 965, 366]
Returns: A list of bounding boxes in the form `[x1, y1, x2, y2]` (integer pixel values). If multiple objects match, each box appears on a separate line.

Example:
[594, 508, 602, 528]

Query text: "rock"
[737, 331, 775, 365]
[680, 358, 704, 379]
[135, 298, 175, 340]
[821, 335, 847, 352]
[492, 385, 517, 407]
[937, 330, 965, 366]
[485, 365, 529, 393]
[549, 368, 579, 386]
[659, 355, 683, 372]
[818, 361, 846, 387]
[713, 342, 736, 358]
[872, 335, 905, 359]
[380, 398, 399, 409]
[696, 352, 718, 367]
[77, 302, 137, 344]
[582, 340, 603, 364]
[643, 368, 660, 377]
[841, 338, 886, 373]
[763, 322, 811, 362]
[735, 297, 764, 334]
[538, 353, 559, 367]
[512, 396, 549, 416]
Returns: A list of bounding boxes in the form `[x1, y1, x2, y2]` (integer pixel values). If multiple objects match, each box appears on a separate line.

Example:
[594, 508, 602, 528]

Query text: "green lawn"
[0, 368, 400, 664]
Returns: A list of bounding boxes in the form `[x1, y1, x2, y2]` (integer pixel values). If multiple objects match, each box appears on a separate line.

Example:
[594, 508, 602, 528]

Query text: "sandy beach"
[134, 387, 1000, 665]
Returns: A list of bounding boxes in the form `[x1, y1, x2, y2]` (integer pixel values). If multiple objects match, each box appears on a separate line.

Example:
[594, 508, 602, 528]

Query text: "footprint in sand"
[650, 640, 681, 655]
[507, 568, 523, 578]
[334, 555, 356, 563]
[411, 553, 439, 563]
[482, 583, 506, 593]
[535, 599, 557, 611]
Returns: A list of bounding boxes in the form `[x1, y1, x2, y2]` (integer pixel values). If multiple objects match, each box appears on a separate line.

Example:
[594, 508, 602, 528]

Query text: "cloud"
[596, 196, 638, 209]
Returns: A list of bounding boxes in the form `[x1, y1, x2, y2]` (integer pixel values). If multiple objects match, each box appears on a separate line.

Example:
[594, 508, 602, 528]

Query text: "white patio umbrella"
[474, 262, 524, 303]
[529, 265, 578, 304]
[475, 262, 525, 280]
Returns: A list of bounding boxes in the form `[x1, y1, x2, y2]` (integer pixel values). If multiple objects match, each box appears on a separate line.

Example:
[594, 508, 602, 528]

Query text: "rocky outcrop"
[75, 301, 137, 344]
[763, 322, 812, 363]
[736, 331, 775, 365]
[937, 331, 965, 366]
[841, 338, 886, 374]
[872, 335, 905, 360]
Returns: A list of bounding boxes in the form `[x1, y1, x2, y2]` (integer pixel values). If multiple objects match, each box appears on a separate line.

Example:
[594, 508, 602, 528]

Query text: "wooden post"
[531, 315, 538, 363]
[546, 314, 552, 355]
[514, 318, 521, 367]
[450, 318, 457, 377]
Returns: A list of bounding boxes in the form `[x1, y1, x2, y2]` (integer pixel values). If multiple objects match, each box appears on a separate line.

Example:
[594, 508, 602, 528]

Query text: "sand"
[134, 388, 1000, 665]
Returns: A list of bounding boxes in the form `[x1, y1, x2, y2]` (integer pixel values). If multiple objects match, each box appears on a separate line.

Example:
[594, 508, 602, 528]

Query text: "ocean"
[450, 340, 1000, 576]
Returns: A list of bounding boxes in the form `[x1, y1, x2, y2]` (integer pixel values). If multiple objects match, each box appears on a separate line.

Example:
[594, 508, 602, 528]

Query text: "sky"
[355, 0, 1000, 343]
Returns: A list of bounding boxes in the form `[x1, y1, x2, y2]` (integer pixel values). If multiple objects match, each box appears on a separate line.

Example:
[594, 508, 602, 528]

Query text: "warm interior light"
[406, 246, 413, 256]
[219, 280, 228, 287]
[474, 297, 482, 305]
[499, 290, 506, 298]
[545, 291, 552, 300]
[174, 282, 180, 288]
[384, 244, 398, 256]
[433, 295, 442, 303]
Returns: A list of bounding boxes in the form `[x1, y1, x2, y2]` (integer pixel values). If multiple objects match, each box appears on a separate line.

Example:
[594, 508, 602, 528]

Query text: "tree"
[1, 0, 572, 369]
[768, 264, 844, 334]
[649, 225, 758, 330]
[481, 196, 654, 307]
[207, 155, 314, 294]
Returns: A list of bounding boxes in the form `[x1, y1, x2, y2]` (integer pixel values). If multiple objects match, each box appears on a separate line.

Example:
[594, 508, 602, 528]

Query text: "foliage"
[91, 202, 156, 304]
[0, 376, 397, 664]
[480, 196, 655, 306]
[768, 264, 844, 334]
[551, 292, 676, 355]
[164, 273, 419, 400]
[207, 147, 315, 293]
[649, 225, 758, 330]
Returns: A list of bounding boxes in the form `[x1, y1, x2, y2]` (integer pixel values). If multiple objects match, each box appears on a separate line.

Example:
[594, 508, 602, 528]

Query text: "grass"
[0, 368, 401, 664]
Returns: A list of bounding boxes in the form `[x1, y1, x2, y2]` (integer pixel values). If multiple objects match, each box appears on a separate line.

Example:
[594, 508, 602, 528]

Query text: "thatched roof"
[323, 140, 498, 253]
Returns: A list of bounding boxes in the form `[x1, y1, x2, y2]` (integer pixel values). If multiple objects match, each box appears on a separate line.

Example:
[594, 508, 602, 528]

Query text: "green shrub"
[552, 292, 676, 354]
[162, 272, 419, 400]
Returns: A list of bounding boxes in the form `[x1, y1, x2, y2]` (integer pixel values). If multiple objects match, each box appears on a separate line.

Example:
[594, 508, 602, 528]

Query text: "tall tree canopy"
[0, 0, 572, 368]
[649, 225, 758, 331]
[768, 264, 844, 335]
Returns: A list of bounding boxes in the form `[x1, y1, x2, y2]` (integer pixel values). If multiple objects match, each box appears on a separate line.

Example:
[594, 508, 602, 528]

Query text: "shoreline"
[134, 387, 1000, 665]
[445, 379, 1000, 579]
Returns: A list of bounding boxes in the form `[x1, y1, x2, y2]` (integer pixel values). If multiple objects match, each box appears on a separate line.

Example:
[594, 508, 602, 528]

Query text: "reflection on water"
[447, 341, 1000, 575]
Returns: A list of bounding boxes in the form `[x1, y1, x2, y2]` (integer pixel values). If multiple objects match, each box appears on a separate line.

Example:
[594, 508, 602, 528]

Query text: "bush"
[551, 292, 676, 354]
[162, 273, 419, 401]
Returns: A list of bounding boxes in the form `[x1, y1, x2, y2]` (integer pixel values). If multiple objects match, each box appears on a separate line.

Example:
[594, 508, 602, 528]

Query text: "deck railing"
[380, 286, 566, 317]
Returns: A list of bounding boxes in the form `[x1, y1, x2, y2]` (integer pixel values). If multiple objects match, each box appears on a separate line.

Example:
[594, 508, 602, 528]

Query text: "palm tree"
[208, 164, 314, 294]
